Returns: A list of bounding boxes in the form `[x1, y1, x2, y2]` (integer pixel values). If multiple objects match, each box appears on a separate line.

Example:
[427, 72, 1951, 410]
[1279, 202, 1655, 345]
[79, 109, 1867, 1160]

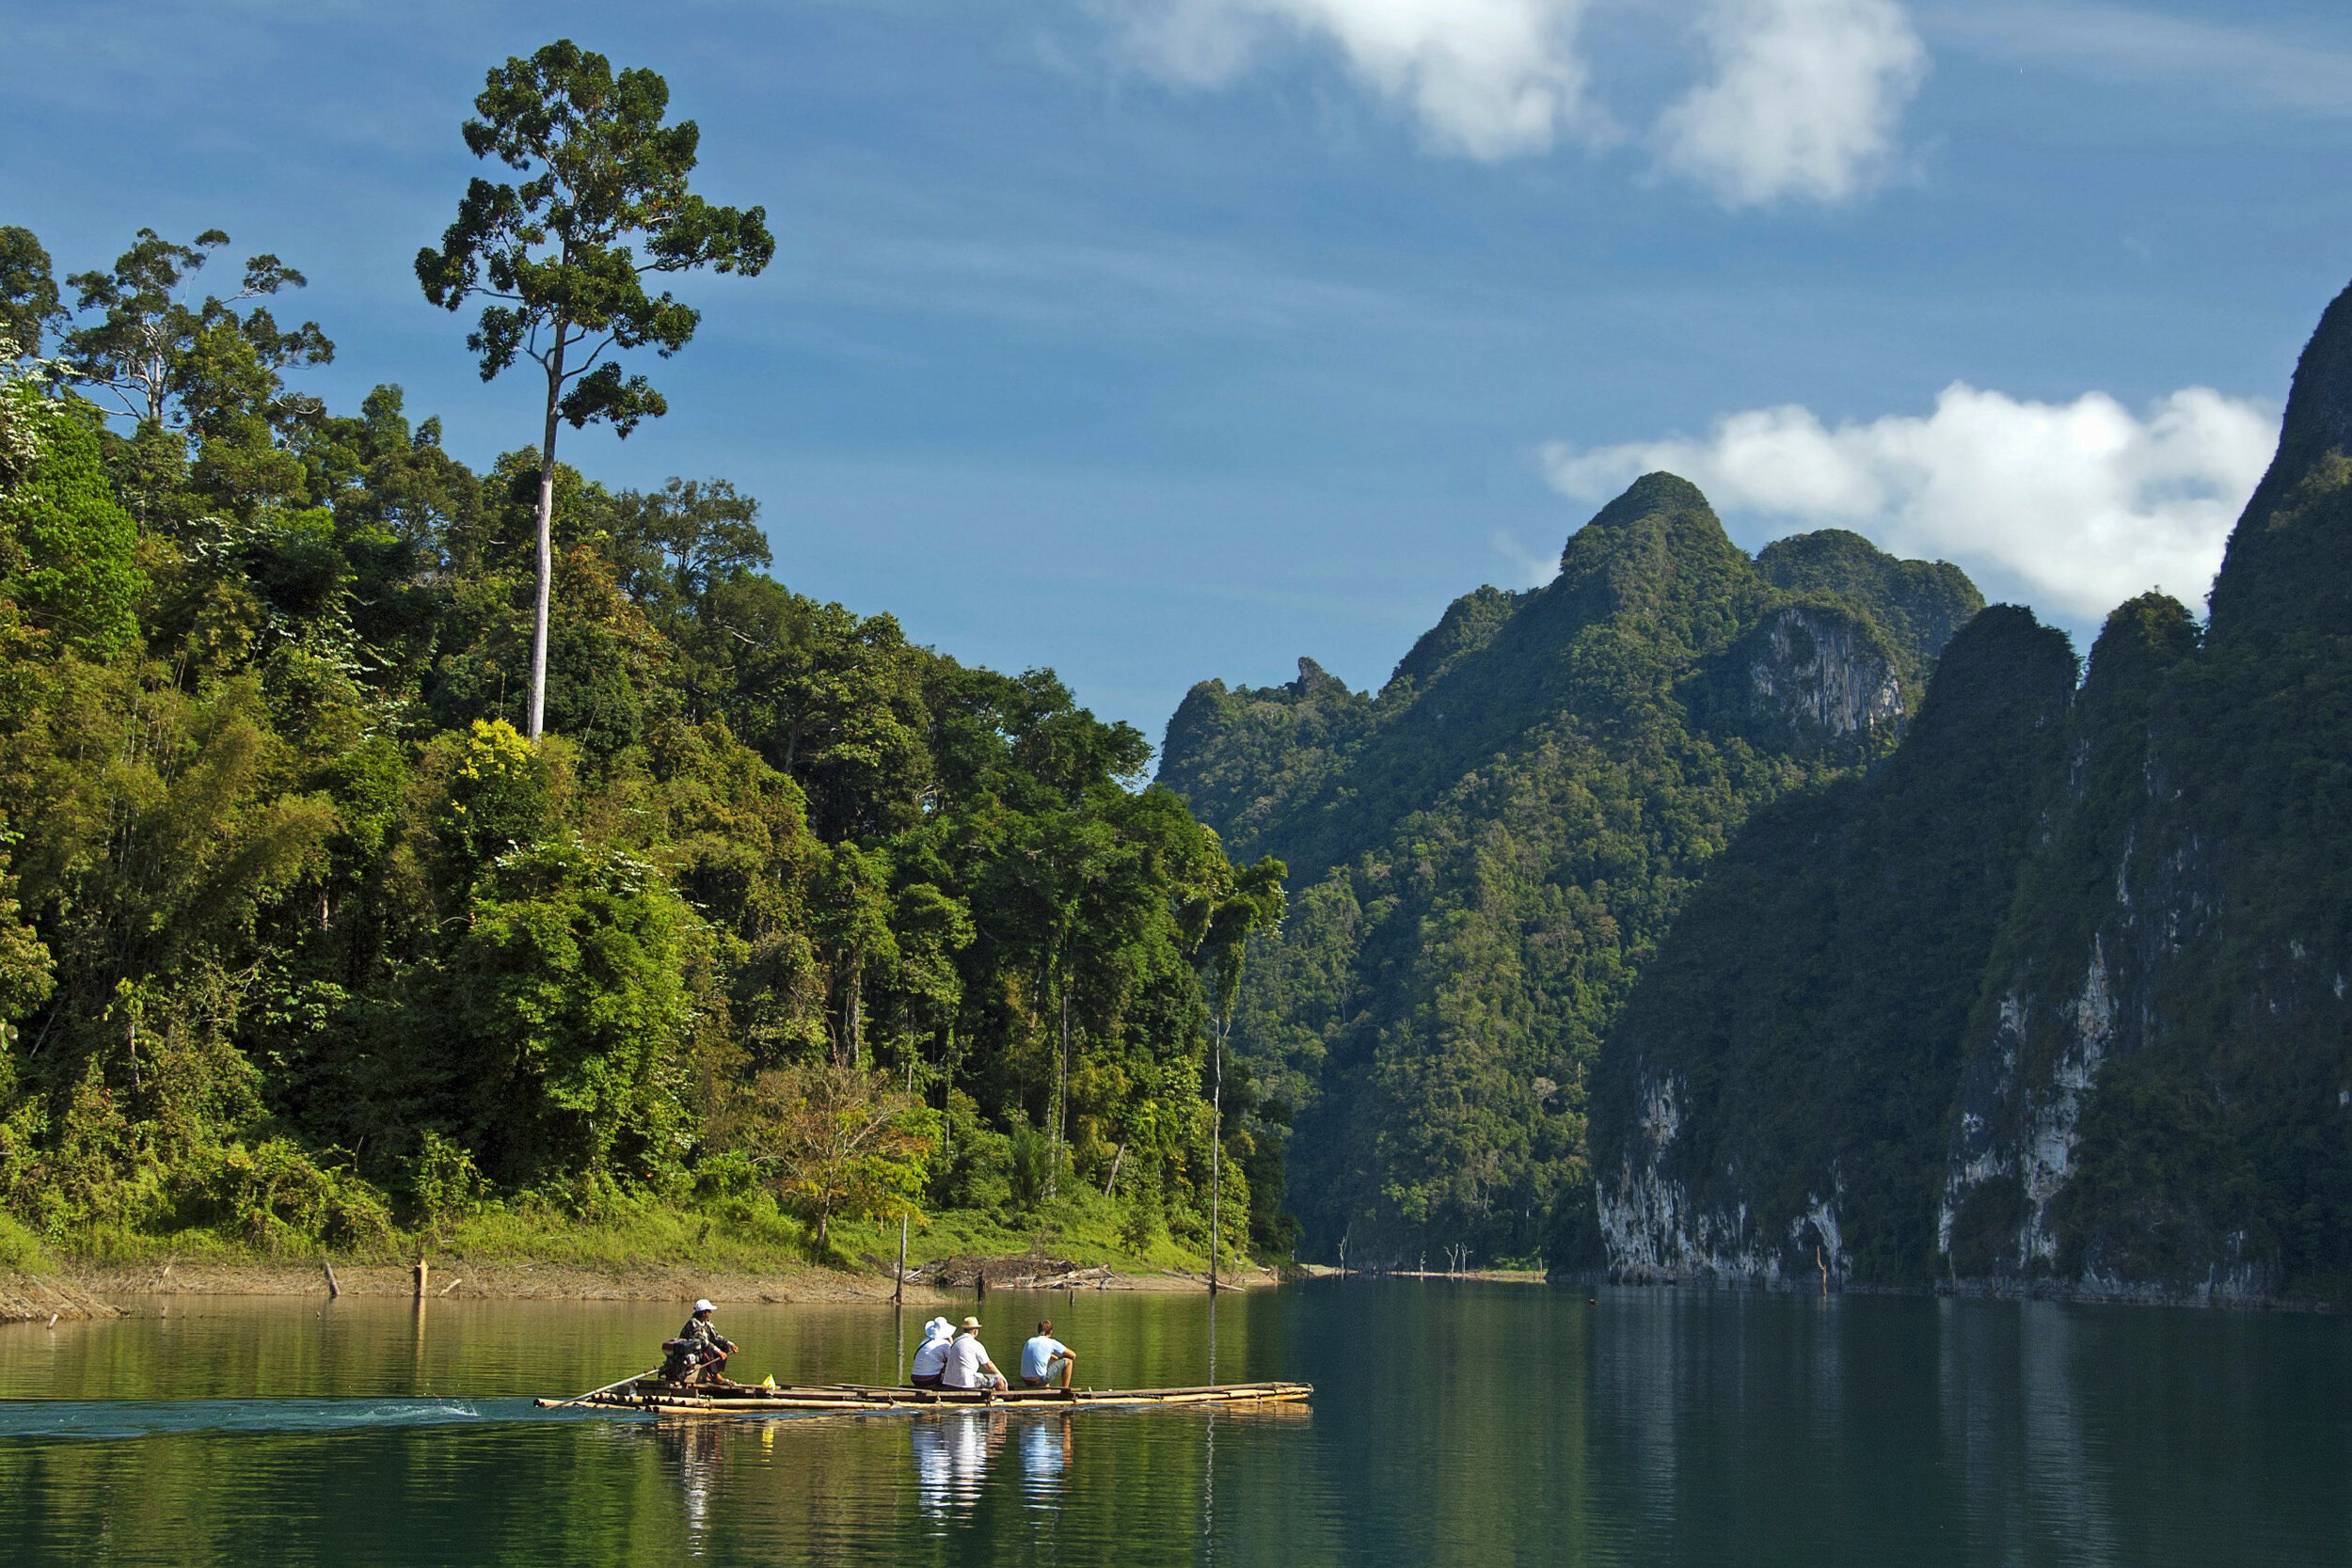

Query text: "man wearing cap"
[941, 1316, 1008, 1392]
[664, 1299, 737, 1386]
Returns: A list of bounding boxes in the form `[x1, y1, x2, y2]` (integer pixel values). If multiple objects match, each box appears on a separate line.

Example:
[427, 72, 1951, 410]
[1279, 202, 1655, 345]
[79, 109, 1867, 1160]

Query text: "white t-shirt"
[911, 1331, 954, 1380]
[943, 1334, 995, 1388]
[1020, 1335, 1071, 1380]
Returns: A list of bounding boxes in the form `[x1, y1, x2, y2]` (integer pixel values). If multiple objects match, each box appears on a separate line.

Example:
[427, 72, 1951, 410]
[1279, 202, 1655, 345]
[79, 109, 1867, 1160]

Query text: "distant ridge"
[1159, 476, 1981, 1261]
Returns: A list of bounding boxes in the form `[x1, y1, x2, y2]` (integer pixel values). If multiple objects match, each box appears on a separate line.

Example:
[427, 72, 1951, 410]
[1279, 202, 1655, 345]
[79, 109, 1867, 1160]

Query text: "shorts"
[913, 1373, 944, 1388]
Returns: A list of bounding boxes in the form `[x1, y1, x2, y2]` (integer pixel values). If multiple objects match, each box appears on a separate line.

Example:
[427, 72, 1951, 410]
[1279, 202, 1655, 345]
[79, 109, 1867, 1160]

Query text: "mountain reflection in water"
[1, 1282, 2344, 1566]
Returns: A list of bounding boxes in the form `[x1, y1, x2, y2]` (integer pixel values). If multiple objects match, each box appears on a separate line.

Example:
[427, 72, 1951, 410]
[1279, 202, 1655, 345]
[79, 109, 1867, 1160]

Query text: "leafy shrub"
[406, 1131, 488, 1235]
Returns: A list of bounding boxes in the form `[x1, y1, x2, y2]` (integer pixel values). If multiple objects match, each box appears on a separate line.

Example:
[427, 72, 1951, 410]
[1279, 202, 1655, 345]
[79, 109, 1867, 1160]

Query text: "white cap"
[693, 1299, 715, 1313]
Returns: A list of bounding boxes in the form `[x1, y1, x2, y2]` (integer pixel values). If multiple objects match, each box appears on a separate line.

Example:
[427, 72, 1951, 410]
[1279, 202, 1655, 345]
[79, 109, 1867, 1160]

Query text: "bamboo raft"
[537, 1379, 1311, 1417]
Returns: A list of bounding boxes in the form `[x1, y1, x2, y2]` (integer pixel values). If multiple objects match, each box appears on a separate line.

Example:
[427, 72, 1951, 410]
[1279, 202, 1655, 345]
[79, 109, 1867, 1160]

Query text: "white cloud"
[1656, 0, 1928, 206]
[1114, 0, 1603, 160]
[1541, 383, 2277, 621]
[1111, 0, 1932, 204]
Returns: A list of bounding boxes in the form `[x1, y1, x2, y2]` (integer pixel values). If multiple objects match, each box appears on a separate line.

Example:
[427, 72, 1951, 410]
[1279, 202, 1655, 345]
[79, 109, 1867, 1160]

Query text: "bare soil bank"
[4, 1253, 1281, 1316]
[0, 1276, 120, 1323]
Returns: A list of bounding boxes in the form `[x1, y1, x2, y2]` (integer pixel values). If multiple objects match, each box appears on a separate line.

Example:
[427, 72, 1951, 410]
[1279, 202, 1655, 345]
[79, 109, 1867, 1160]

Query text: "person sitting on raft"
[941, 1316, 1009, 1392]
[911, 1316, 956, 1388]
[660, 1299, 738, 1386]
[1020, 1320, 1077, 1390]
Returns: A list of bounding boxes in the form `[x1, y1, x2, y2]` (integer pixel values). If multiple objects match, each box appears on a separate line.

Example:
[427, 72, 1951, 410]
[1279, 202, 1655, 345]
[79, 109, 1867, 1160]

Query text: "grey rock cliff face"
[1746, 606, 1905, 739]
[1588, 272, 2352, 1307]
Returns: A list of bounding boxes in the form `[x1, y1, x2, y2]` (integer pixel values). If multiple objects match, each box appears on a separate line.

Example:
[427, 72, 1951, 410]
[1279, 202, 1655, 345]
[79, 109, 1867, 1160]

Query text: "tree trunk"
[939, 1023, 956, 1169]
[1209, 1014, 1224, 1295]
[1050, 979, 1068, 1199]
[530, 328, 567, 742]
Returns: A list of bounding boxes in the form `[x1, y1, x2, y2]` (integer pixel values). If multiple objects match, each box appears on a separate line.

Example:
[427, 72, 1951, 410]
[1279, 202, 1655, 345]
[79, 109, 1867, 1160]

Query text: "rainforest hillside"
[0, 224, 1280, 1269]
[1158, 477, 1983, 1262]
[1591, 276, 2352, 1307]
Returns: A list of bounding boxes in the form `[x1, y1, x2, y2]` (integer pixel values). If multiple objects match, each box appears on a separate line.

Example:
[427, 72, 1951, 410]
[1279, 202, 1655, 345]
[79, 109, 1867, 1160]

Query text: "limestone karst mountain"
[1158, 475, 1982, 1261]
[1591, 277, 2352, 1305]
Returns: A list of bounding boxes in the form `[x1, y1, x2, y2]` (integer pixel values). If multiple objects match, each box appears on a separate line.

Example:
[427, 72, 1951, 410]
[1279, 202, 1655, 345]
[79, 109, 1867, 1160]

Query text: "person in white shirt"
[911, 1316, 956, 1388]
[1019, 1319, 1077, 1390]
[942, 1316, 1008, 1391]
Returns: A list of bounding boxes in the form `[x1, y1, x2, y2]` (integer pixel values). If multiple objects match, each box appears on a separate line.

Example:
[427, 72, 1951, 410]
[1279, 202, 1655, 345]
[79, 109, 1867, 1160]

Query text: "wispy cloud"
[1543, 382, 2277, 620]
[1107, 0, 1932, 204]
[1922, 2, 2352, 116]
[1491, 529, 1558, 585]
[1108, 0, 1609, 159]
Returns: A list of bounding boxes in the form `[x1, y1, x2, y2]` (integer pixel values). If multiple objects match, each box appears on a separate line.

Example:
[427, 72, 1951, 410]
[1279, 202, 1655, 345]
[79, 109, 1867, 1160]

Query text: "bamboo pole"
[895, 1215, 908, 1306]
[321, 1257, 341, 1299]
[414, 1259, 429, 1300]
[548, 1367, 662, 1410]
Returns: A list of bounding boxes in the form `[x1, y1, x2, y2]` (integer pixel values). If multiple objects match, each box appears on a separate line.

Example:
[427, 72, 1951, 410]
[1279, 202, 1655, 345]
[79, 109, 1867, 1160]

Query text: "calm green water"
[1, 1281, 2344, 1565]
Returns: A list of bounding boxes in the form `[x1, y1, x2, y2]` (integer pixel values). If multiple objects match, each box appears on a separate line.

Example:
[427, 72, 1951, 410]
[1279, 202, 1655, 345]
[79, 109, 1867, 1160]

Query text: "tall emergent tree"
[1200, 855, 1286, 1291]
[416, 39, 773, 740]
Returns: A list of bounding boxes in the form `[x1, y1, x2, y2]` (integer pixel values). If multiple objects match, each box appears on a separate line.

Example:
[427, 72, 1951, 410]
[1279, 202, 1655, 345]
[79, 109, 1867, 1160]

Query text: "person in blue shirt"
[1019, 1319, 1076, 1390]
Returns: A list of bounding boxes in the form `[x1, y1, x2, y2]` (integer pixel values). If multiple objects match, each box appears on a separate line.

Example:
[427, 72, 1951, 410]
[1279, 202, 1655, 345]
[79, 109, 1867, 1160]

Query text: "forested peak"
[2208, 276, 2352, 645]
[1886, 604, 2077, 769]
[1384, 584, 1522, 696]
[1288, 657, 1355, 700]
[1755, 529, 1982, 677]
[1557, 471, 1737, 580]
[2082, 591, 2200, 707]
[2273, 274, 2352, 469]
[1154, 657, 1375, 856]
[1535, 471, 1762, 673]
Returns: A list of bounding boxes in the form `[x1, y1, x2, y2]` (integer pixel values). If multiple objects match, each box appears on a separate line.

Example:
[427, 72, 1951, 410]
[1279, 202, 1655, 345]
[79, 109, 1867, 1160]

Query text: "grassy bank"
[5, 1183, 1267, 1303]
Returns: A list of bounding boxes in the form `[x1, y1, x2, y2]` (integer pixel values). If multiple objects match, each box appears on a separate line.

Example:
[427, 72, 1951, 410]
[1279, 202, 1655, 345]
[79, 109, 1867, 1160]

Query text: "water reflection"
[3, 1285, 2345, 1568]
[1021, 1413, 1073, 1507]
[1938, 1298, 2121, 1566]
[913, 1409, 1010, 1521]
[659, 1418, 731, 1533]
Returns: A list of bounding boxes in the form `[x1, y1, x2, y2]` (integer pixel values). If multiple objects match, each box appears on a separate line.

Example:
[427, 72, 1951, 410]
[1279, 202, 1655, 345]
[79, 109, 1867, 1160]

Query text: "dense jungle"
[0, 221, 1287, 1275]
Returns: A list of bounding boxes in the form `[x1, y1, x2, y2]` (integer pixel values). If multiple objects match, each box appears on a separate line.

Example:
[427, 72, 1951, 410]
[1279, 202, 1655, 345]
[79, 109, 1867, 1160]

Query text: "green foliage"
[0, 220, 1273, 1273]
[414, 38, 774, 435]
[0, 409, 144, 657]
[1581, 277, 2352, 1306]
[415, 38, 774, 743]
[723, 1060, 936, 1256]
[0, 228, 63, 360]
[1008, 1120, 1053, 1212]
[443, 837, 694, 1183]
[406, 1129, 489, 1236]
[1587, 607, 2079, 1286]
[1163, 471, 1980, 1264]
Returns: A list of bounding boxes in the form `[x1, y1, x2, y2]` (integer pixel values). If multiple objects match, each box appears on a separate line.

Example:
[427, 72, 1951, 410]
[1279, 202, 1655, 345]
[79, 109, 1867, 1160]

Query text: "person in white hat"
[941, 1316, 1007, 1391]
[662, 1298, 737, 1386]
[911, 1316, 957, 1388]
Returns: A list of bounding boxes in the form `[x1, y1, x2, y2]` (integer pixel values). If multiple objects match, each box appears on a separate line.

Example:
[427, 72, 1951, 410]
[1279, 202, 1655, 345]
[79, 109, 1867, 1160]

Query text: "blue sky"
[5, 0, 2350, 742]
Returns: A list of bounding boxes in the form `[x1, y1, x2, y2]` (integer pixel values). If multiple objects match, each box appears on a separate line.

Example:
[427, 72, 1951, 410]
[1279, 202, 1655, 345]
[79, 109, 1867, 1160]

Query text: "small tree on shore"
[732, 1060, 936, 1257]
[416, 39, 772, 741]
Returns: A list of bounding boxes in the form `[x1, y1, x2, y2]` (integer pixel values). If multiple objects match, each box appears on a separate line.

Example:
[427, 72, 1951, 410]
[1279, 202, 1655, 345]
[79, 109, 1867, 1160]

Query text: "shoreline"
[3, 1252, 1286, 1323]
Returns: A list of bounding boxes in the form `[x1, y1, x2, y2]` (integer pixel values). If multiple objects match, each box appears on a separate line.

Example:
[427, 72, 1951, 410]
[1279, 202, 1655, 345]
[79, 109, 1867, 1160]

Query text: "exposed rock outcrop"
[1591, 275, 2352, 1307]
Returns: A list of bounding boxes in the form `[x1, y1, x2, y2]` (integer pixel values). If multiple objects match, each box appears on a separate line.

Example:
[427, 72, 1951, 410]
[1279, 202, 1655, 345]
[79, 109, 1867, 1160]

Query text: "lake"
[1, 1280, 2344, 1565]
